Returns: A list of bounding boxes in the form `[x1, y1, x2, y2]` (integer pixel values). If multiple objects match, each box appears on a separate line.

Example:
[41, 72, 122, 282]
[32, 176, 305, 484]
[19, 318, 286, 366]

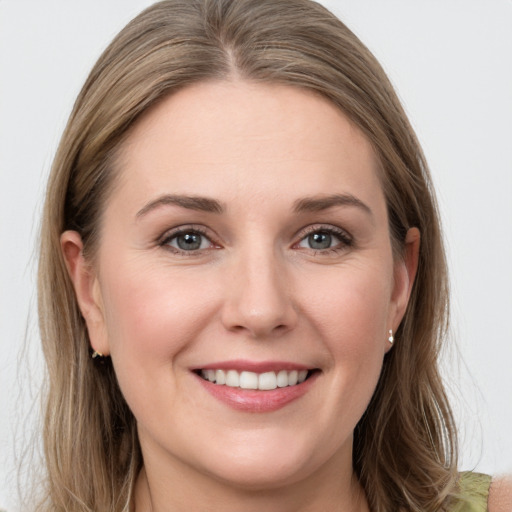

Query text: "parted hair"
[37, 0, 458, 510]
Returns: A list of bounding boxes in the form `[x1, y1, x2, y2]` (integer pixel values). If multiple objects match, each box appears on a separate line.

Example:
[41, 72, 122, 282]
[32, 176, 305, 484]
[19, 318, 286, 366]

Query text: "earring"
[388, 329, 394, 345]
[92, 350, 104, 359]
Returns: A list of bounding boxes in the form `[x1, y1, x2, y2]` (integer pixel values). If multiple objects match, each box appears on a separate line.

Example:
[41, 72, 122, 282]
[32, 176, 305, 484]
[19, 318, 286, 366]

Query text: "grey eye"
[305, 231, 333, 250]
[166, 231, 210, 251]
[297, 228, 352, 252]
[177, 233, 202, 250]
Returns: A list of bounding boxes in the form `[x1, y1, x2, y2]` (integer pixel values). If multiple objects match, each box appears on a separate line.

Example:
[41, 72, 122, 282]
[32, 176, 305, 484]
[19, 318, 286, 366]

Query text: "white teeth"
[215, 369, 226, 385]
[258, 371, 277, 390]
[200, 369, 310, 390]
[225, 370, 239, 387]
[239, 371, 258, 389]
[276, 370, 289, 388]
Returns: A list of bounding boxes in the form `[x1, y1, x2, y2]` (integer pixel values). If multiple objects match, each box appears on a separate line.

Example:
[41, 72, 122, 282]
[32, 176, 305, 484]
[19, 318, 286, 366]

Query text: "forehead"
[114, 80, 384, 213]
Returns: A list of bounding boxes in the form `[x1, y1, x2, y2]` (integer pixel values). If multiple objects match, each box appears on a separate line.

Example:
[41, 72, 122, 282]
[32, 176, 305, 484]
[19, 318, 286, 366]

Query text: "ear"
[388, 227, 420, 338]
[61, 230, 110, 356]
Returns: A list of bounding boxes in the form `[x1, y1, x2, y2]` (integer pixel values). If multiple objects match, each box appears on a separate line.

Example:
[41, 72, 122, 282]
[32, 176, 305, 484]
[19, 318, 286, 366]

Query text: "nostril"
[220, 284, 298, 338]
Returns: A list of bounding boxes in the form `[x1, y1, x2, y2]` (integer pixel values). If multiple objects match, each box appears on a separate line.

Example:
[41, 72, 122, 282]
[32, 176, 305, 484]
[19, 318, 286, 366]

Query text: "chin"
[189, 429, 336, 492]
[205, 457, 313, 492]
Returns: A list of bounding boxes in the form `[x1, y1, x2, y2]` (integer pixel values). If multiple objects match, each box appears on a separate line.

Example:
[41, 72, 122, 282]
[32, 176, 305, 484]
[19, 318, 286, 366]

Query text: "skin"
[489, 476, 512, 512]
[62, 81, 420, 512]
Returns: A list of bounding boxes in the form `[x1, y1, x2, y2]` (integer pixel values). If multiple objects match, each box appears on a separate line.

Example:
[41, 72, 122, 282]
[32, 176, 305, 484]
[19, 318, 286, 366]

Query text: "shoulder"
[451, 472, 492, 512]
[452, 472, 512, 512]
[488, 474, 512, 512]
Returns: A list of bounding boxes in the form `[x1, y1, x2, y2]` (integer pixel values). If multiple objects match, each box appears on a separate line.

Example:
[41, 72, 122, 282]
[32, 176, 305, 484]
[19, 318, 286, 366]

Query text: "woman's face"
[65, 81, 417, 490]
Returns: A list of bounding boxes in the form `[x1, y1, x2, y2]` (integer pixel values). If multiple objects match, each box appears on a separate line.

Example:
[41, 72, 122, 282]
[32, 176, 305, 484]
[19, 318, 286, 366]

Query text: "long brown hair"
[38, 1, 457, 510]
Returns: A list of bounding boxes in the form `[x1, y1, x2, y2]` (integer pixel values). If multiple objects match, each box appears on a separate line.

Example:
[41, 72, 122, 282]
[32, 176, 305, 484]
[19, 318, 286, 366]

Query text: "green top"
[452, 472, 492, 511]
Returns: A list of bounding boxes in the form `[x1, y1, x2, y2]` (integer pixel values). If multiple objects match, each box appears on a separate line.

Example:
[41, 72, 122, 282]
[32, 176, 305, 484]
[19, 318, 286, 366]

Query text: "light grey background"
[1, 0, 511, 509]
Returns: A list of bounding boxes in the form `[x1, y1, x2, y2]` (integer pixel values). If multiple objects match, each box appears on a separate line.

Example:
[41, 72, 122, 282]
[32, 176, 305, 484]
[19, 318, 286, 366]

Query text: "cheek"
[99, 258, 219, 376]
[98, 259, 224, 425]
[304, 261, 392, 354]
[300, 262, 392, 427]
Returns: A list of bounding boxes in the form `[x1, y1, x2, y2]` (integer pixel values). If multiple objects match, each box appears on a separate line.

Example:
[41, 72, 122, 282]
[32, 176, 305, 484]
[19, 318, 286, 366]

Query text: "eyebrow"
[136, 194, 224, 218]
[293, 193, 373, 217]
[136, 192, 372, 219]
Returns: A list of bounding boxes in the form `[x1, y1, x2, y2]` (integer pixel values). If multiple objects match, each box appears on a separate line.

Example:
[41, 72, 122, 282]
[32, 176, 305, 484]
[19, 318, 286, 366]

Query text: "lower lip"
[195, 372, 319, 412]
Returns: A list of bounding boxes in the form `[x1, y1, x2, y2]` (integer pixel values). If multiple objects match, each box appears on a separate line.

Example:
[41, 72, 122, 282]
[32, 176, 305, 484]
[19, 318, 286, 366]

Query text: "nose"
[220, 248, 298, 339]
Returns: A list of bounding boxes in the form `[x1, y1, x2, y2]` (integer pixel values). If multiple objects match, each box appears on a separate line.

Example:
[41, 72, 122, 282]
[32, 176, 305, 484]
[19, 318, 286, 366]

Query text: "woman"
[35, 0, 510, 511]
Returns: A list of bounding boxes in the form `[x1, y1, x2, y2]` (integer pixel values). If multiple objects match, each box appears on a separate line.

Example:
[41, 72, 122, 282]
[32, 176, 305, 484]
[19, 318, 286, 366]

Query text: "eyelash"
[158, 224, 353, 256]
[294, 225, 353, 254]
[159, 226, 216, 255]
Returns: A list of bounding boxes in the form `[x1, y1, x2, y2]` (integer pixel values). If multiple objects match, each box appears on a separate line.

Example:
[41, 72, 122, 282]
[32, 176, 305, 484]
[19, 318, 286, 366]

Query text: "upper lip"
[193, 359, 312, 373]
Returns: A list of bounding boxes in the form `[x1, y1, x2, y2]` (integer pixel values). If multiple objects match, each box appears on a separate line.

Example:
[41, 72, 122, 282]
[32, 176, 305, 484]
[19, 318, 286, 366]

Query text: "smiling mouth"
[196, 369, 316, 391]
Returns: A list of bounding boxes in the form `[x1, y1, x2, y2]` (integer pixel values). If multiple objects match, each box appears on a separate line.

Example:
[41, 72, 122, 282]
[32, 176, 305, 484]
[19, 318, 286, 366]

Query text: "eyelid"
[156, 223, 353, 255]
[158, 225, 220, 254]
[293, 224, 353, 251]
[296, 224, 352, 241]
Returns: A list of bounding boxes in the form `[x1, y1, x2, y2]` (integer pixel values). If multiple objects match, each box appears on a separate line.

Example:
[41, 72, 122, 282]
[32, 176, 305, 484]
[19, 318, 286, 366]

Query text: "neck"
[133, 456, 369, 512]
